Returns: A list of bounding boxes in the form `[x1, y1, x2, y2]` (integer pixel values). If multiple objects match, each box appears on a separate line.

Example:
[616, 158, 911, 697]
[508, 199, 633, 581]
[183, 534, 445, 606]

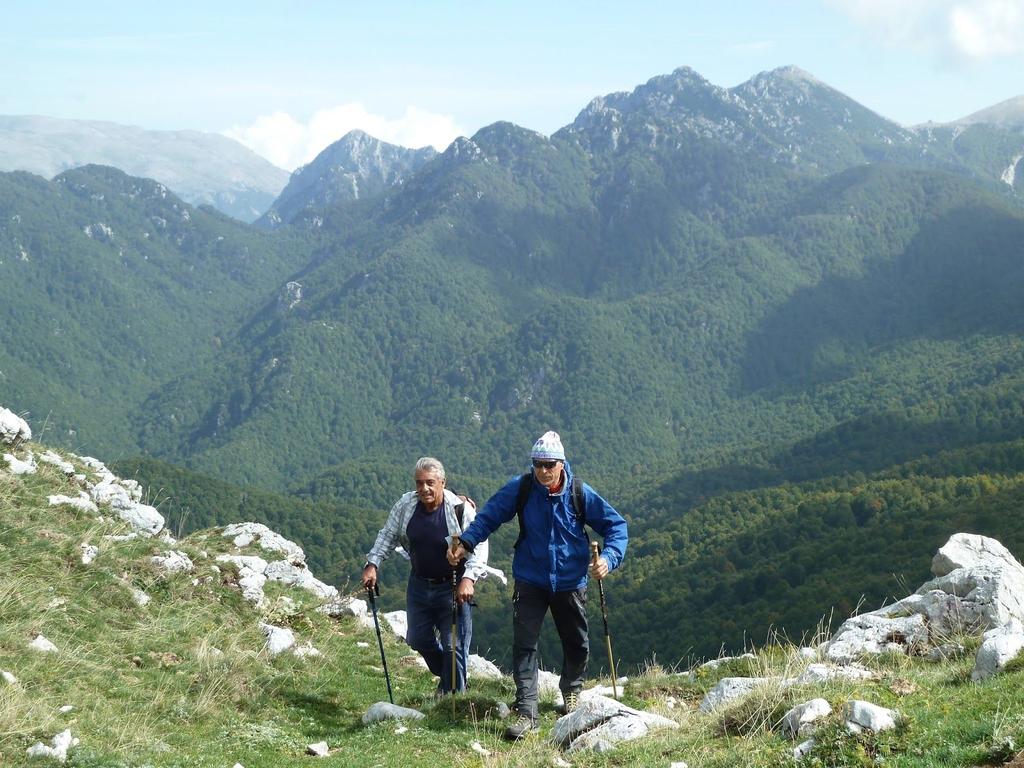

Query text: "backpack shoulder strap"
[570, 476, 586, 526]
[454, 502, 465, 530]
[513, 472, 532, 548]
[515, 473, 588, 547]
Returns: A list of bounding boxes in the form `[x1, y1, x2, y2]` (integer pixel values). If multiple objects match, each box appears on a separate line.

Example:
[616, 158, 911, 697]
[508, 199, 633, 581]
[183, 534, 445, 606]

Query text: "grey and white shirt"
[366, 488, 489, 582]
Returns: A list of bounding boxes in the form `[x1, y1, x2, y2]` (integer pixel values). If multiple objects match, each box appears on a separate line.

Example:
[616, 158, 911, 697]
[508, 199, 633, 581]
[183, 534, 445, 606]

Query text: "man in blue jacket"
[447, 431, 628, 740]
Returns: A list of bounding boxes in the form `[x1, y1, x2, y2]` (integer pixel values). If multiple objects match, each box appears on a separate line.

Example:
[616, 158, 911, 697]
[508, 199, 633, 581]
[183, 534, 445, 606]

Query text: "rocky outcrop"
[0, 406, 31, 447]
[781, 698, 831, 740]
[972, 620, 1024, 681]
[826, 533, 1024, 664]
[362, 702, 425, 724]
[550, 694, 678, 753]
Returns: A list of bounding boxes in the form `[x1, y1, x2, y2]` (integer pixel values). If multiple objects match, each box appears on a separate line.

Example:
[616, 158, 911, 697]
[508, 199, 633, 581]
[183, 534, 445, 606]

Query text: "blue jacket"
[458, 461, 628, 592]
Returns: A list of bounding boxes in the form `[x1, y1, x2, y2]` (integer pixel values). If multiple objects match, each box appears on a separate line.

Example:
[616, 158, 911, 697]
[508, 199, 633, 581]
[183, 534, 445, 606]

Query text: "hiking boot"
[503, 712, 538, 741]
[556, 689, 580, 716]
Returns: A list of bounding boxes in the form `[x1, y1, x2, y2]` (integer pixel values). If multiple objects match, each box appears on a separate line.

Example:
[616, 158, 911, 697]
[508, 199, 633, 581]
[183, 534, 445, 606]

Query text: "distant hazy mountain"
[953, 95, 1024, 130]
[0, 115, 289, 222]
[256, 130, 437, 229]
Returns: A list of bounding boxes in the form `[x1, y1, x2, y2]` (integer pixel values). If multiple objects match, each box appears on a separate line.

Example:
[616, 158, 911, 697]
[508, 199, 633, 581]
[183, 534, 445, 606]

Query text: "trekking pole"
[366, 583, 394, 704]
[450, 568, 458, 717]
[590, 541, 618, 699]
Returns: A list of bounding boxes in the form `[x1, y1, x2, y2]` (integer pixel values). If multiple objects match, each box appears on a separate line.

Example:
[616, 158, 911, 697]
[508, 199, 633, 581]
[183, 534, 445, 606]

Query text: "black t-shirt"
[407, 501, 464, 581]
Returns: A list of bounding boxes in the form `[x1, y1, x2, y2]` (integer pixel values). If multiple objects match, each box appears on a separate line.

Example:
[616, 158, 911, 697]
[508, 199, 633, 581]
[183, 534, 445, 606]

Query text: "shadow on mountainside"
[739, 204, 1024, 394]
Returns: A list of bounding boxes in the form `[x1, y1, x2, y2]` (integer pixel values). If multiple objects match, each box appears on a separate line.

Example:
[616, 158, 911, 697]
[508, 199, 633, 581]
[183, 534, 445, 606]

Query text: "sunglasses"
[532, 459, 560, 469]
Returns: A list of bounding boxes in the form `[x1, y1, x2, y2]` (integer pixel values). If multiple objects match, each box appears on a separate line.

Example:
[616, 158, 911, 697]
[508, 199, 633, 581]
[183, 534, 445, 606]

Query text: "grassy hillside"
[5, 435, 1024, 767]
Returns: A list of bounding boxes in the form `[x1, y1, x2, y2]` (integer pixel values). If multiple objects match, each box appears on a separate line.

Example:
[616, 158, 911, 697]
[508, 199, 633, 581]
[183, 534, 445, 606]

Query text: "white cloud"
[949, 1, 1024, 58]
[829, 0, 1024, 60]
[223, 104, 464, 170]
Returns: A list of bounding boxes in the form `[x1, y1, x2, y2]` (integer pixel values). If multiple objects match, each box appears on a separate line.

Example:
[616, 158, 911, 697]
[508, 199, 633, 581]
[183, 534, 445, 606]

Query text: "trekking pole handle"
[590, 540, 600, 564]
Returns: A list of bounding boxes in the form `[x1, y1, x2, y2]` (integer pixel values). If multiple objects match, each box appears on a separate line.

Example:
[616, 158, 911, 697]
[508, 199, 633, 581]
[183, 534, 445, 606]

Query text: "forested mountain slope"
[0, 166, 311, 457]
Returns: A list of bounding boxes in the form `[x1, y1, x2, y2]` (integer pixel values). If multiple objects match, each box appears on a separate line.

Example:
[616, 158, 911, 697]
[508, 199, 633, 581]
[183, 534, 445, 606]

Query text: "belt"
[414, 574, 453, 586]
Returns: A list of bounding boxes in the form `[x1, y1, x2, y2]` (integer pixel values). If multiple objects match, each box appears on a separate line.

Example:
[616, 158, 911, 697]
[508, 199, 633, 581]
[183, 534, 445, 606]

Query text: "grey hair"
[414, 456, 446, 481]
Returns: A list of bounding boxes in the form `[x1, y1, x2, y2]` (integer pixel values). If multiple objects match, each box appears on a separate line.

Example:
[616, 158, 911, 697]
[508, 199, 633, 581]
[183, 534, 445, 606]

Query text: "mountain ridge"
[256, 129, 437, 229]
[0, 114, 289, 222]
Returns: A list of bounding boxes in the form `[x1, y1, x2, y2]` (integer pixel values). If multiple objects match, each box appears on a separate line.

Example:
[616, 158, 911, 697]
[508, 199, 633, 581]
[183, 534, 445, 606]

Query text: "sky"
[4, 1, 1024, 171]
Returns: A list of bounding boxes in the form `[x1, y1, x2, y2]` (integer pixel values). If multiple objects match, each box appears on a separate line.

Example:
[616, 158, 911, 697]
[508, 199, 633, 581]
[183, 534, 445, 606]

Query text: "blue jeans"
[405, 574, 472, 692]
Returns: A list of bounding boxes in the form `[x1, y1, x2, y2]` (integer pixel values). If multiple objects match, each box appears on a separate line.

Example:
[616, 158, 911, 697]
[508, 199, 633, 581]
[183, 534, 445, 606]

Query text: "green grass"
[4, 442, 1024, 766]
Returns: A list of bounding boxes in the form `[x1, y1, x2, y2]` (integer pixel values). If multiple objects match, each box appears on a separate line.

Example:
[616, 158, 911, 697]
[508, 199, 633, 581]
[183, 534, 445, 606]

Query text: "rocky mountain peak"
[953, 95, 1024, 129]
[256, 131, 437, 228]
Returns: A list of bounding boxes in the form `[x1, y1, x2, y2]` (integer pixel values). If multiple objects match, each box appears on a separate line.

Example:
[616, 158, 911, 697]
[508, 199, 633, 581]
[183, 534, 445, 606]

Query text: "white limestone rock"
[216, 554, 270, 573]
[698, 677, 774, 713]
[114, 502, 165, 537]
[259, 622, 295, 656]
[237, 570, 268, 605]
[362, 702, 425, 724]
[30, 635, 58, 653]
[827, 534, 1024, 663]
[151, 551, 194, 574]
[845, 700, 899, 732]
[85, 466, 164, 536]
[972, 620, 1024, 681]
[293, 642, 322, 659]
[79, 544, 98, 565]
[468, 654, 503, 680]
[48, 494, 98, 514]
[131, 588, 151, 607]
[39, 450, 75, 475]
[0, 407, 31, 446]
[826, 611, 929, 663]
[794, 738, 816, 759]
[216, 554, 271, 604]
[306, 741, 329, 757]
[383, 610, 408, 641]
[470, 741, 491, 757]
[781, 698, 832, 740]
[318, 597, 367, 619]
[222, 522, 304, 560]
[26, 729, 78, 762]
[264, 559, 338, 601]
[932, 533, 1022, 576]
[2, 670, 18, 684]
[550, 694, 678, 753]
[4, 451, 37, 475]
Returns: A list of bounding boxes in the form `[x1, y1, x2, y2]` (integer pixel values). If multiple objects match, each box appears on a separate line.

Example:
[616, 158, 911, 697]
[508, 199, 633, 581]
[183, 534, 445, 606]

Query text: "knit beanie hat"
[531, 430, 566, 461]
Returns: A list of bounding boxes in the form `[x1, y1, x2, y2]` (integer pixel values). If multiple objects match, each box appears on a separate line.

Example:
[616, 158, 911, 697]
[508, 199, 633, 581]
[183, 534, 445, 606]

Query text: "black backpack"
[512, 472, 587, 548]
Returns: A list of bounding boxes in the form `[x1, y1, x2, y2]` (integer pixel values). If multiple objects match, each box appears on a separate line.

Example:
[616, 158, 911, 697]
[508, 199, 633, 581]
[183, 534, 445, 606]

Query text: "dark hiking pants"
[511, 580, 588, 718]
